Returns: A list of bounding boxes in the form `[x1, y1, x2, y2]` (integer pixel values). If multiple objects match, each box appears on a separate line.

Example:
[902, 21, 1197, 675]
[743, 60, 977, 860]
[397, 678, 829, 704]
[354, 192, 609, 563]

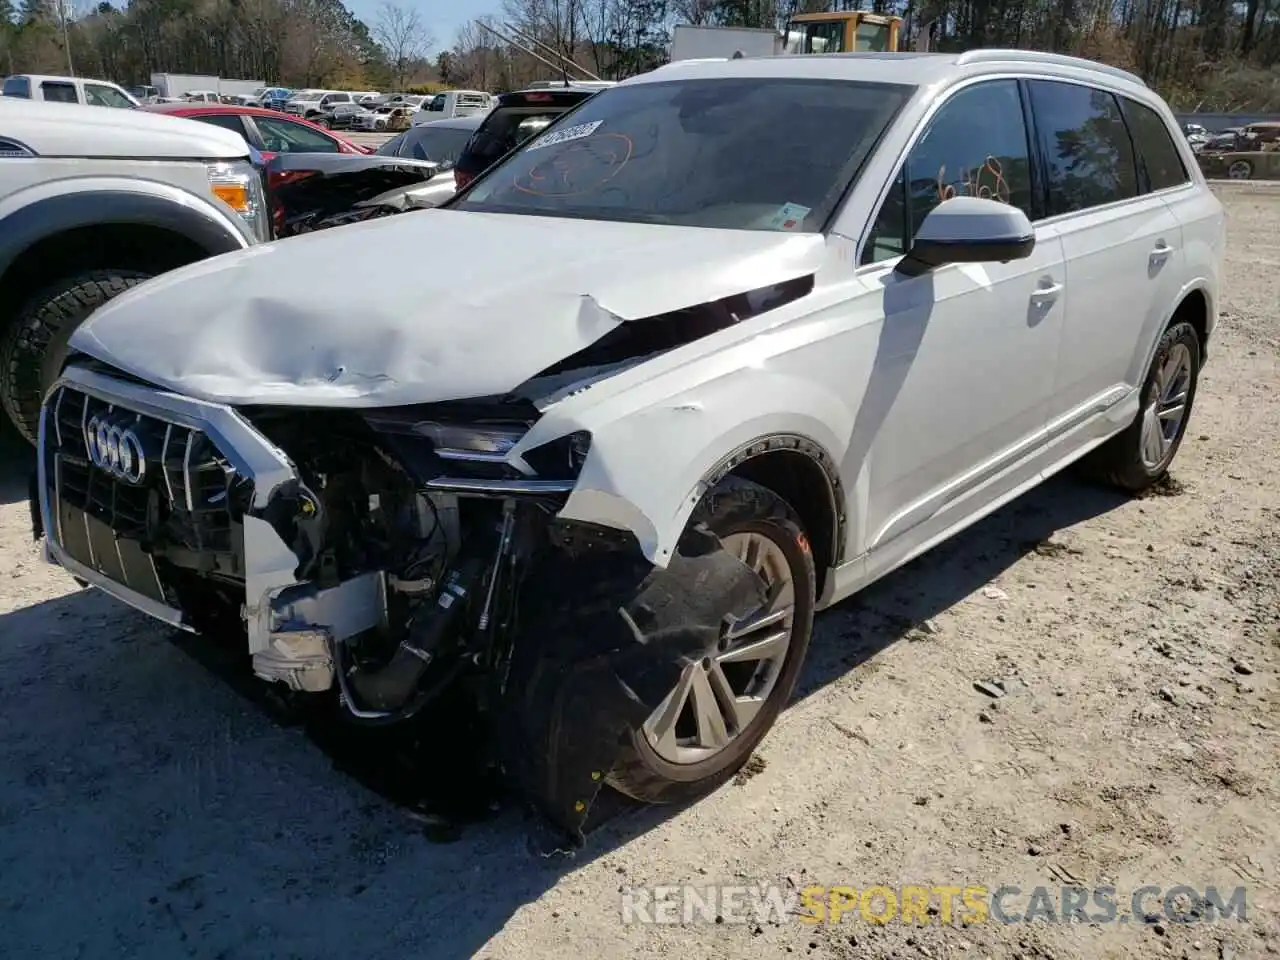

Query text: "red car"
[141, 102, 375, 169]
[143, 102, 377, 235]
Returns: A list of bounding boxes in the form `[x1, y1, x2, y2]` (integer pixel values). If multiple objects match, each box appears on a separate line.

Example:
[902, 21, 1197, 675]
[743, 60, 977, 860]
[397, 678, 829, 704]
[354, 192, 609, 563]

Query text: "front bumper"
[34, 365, 384, 676]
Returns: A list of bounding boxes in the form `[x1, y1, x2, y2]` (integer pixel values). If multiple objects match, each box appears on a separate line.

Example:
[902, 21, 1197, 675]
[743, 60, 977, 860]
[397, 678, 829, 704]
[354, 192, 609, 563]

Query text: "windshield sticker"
[525, 119, 604, 152]
[768, 202, 812, 231]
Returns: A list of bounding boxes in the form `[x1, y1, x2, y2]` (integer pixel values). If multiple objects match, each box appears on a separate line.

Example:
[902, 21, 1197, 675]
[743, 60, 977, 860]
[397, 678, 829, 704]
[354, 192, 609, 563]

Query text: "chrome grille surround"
[38, 364, 303, 654]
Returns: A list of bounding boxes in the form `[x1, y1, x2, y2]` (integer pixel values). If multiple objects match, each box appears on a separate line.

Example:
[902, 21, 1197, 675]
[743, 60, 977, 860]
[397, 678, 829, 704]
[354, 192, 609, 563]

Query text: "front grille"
[43, 385, 246, 600]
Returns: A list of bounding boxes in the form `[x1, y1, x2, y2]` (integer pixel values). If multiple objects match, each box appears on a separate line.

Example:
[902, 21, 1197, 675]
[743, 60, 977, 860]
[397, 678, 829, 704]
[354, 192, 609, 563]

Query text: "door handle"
[1030, 281, 1064, 303]
[1150, 241, 1176, 263]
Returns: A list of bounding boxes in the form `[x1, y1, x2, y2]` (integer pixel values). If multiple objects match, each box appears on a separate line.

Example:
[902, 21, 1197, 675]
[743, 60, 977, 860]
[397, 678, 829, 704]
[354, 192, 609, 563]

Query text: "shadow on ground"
[0, 418, 34, 508]
[0, 442, 1131, 957]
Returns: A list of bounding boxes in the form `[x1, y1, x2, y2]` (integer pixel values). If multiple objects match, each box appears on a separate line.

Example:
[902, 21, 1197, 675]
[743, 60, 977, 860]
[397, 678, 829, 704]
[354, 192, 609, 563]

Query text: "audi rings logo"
[85, 416, 147, 484]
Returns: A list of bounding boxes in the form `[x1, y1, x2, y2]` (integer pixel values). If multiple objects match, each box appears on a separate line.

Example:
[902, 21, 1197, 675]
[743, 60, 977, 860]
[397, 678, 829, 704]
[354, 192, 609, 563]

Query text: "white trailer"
[149, 73, 265, 100]
[670, 24, 782, 61]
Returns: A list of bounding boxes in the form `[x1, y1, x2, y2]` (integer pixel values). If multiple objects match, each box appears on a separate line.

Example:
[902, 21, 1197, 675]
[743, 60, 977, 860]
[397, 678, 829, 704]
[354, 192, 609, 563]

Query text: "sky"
[346, 0, 494, 53]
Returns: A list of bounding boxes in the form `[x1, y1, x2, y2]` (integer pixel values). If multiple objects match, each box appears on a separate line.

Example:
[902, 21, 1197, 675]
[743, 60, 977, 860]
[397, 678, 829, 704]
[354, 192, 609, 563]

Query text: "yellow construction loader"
[782, 10, 904, 54]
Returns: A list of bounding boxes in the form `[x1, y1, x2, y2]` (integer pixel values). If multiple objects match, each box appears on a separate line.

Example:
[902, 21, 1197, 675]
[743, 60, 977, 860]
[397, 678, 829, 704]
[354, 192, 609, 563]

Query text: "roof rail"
[954, 48, 1147, 87]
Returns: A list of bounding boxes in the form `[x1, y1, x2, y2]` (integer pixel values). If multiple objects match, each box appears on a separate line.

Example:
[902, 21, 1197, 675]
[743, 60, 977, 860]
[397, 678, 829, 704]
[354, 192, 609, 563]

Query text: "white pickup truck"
[0, 99, 266, 441]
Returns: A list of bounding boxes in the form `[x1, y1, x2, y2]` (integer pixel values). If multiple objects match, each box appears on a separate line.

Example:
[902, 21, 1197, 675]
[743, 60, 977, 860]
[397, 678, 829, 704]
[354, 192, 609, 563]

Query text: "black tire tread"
[607, 476, 817, 805]
[0, 271, 150, 443]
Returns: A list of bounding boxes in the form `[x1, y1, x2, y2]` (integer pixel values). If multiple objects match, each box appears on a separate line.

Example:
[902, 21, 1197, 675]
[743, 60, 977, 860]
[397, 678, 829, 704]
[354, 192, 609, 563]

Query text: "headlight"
[206, 159, 270, 243]
[364, 415, 591, 485]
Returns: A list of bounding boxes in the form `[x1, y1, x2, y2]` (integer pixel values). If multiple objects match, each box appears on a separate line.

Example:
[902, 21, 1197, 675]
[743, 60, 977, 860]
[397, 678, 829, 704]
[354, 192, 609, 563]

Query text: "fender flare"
[695, 431, 847, 571]
[1132, 280, 1216, 386]
[0, 187, 250, 282]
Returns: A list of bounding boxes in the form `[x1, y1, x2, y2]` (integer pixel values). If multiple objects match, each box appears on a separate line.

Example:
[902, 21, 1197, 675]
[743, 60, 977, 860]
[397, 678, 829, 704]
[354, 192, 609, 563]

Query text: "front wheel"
[1083, 320, 1201, 492]
[1228, 159, 1253, 179]
[607, 477, 816, 804]
[0, 270, 151, 444]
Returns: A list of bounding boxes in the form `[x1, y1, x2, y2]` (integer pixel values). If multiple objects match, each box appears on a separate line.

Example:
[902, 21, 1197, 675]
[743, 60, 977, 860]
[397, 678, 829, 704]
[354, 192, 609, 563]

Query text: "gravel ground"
[0, 184, 1277, 960]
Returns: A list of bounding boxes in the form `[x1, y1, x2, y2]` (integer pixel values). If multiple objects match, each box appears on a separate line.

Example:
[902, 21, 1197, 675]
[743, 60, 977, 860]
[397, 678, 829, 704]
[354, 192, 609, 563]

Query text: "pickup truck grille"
[42, 385, 243, 602]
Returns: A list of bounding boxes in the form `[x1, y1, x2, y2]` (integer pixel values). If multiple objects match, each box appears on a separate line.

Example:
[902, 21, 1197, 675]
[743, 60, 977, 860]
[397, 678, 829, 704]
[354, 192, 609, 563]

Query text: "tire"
[1083, 320, 1201, 493]
[607, 476, 817, 804]
[1228, 160, 1253, 179]
[0, 270, 151, 444]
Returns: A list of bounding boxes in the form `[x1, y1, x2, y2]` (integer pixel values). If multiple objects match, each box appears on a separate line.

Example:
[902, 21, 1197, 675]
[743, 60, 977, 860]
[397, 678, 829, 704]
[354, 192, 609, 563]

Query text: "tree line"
[2, 0, 1279, 109]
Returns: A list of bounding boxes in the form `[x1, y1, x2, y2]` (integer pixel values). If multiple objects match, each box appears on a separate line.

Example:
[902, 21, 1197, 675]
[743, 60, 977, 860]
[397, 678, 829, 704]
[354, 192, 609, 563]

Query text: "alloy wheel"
[1228, 160, 1252, 179]
[642, 530, 797, 765]
[1139, 342, 1193, 470]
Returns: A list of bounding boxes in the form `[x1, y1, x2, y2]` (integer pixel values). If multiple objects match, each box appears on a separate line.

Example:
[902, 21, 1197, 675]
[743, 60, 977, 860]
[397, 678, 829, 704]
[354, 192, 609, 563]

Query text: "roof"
[632, 49, 1150, 96]
[143, 102, 292, 120]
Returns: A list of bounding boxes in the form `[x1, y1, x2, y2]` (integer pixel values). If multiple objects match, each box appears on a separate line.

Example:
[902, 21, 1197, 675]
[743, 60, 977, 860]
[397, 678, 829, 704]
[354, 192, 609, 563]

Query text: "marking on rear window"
[525, 119, 602, 152]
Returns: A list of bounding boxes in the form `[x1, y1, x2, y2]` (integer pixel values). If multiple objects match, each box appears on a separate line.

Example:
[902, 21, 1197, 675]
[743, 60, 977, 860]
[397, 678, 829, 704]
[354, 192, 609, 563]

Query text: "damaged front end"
[33, 359, 767, 841]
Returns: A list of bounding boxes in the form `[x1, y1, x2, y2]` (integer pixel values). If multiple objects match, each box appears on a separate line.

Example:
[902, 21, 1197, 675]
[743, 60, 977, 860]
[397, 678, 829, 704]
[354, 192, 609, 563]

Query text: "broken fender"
[500, 523, 767, 844]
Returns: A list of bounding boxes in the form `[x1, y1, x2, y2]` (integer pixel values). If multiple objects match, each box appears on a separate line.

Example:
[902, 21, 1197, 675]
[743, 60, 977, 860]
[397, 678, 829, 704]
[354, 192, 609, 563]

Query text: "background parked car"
[315, 101, 371, 130]
[2, 74, 138, 108]
[451, 87, 599, 190]
[284, 89, 336, 118]
[411, 89, 494, 124]
[377, 115, 484, 167]
[1198, 145, 1280, 180]
[354, 103, 416, 131]
[1182, 122, 1210, 152]
[1239, 121, 1280, 148]
[0, 99, 265, 441]
[246, 86, 292, 109]
[263, 152, 444, 236]
[142, 102, 374, 178]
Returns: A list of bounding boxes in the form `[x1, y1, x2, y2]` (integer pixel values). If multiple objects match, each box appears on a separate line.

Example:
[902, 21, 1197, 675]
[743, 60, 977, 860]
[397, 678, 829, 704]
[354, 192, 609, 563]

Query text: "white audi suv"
[31, 49, 1224, 836]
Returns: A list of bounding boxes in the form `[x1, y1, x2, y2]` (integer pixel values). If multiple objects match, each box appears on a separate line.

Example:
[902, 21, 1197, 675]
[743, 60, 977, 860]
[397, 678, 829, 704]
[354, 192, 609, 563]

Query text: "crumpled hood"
[70, 209, 826, 407]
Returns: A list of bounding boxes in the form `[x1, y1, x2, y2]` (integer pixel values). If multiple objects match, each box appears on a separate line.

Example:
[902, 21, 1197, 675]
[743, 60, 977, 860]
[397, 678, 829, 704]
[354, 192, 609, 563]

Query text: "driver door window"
[252, 116, 340, 153]
[862, 79, 1034, 265]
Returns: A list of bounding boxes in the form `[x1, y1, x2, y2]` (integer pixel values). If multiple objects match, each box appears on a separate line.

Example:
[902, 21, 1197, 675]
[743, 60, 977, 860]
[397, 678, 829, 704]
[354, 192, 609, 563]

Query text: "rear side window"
[1027, 80, 1138, 216]
[193, 114, 250, 137]
[2, 76, 31, 98]
[1121, 98, 1189, 192]
[378, 124, 475, 164]
[459, 105, 581, 174]
[41, 81, 80, 104]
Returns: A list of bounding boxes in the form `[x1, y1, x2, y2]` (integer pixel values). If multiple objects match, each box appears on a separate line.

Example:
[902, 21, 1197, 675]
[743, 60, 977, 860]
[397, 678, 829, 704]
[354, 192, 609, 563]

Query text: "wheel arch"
[701, 433, 846, 600]
[1169, 286, 1212, 360]
[0, 189, 249, 332]
[1130, 281, 1215, 390]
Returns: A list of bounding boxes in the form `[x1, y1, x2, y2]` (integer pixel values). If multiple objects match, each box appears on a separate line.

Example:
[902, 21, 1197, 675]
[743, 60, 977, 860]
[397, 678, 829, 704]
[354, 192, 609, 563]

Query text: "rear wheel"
[607, 477, 816, 804]
[0, 270, 151, 444]
[1228, 159, 1253, 179]
[1084, 320, 1201, 492]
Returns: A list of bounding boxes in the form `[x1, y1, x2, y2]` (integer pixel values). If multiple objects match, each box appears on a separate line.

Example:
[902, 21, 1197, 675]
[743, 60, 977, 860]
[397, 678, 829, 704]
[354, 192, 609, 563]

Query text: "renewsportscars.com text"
[619, 883, 1249, 927]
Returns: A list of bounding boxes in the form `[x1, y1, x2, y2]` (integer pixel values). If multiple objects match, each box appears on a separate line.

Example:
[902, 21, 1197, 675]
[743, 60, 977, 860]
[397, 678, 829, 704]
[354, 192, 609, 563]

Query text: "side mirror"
[896, 196, 1035, 278]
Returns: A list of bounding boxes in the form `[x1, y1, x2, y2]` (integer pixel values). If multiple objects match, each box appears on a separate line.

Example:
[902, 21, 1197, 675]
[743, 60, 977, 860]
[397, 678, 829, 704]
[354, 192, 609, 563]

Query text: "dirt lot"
[0, 184, 1276, 960]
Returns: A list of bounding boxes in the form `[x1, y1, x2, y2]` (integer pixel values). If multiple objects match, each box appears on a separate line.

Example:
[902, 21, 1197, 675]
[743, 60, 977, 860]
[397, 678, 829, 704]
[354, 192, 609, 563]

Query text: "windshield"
[454, 78, 911, 232]
[378, 124, 476, 164]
